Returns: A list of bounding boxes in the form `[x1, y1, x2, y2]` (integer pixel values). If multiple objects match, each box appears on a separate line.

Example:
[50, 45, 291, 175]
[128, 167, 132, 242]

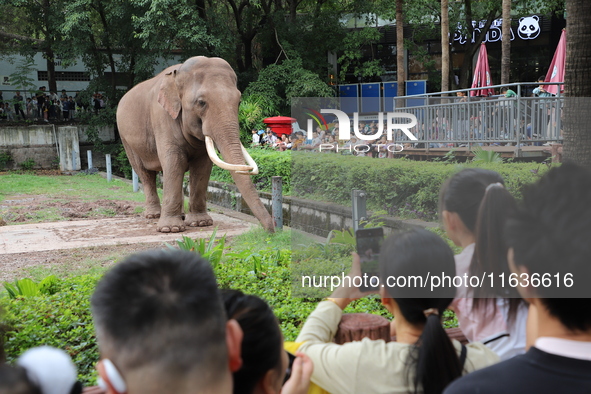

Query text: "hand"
[329, 253, 379, 309]
[281, 353, 314, 394]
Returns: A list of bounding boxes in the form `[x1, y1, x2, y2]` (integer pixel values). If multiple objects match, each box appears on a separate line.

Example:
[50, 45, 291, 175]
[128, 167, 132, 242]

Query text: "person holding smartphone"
[296, 229, 499, 394]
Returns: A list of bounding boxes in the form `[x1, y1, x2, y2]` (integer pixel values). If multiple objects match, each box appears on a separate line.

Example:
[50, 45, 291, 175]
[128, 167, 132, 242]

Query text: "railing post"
[105, 154, 112, 182]
[272, 176, 283, 230]
[352, 189, 367, 233]
[132, 169, 139, 192]
[515, 84, 522, 157]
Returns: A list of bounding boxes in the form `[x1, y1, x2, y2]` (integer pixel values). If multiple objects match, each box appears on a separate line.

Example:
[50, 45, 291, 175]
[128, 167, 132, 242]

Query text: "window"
[37, 71, 90, 81]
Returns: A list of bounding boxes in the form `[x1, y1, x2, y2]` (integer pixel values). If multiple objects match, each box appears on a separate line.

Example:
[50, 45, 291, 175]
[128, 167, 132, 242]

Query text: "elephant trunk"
[207, 126, 275, 232]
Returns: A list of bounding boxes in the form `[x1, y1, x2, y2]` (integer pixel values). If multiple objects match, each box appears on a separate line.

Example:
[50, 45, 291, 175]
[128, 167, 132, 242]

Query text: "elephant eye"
[197, 99, 206, 107]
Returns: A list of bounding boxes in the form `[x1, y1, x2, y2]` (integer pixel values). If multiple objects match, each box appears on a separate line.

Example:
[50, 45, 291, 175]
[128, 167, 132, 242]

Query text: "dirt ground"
[0, 191, 253, 282]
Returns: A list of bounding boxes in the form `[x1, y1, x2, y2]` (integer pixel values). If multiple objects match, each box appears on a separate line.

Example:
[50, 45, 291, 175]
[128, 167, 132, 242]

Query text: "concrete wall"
[0, 125, 114, 170]
[204, 180, 436, 238]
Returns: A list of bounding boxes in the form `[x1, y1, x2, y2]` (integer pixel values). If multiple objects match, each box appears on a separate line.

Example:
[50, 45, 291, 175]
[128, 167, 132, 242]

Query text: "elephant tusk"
[235, 145, 259, 175]
[205, 136, 253, 173]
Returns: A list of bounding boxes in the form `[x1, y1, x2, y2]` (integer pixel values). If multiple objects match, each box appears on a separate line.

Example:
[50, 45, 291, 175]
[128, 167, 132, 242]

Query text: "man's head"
[91, 249, 241, 393]
[506, 163, 591, 332]
[537, 75, 545, 83]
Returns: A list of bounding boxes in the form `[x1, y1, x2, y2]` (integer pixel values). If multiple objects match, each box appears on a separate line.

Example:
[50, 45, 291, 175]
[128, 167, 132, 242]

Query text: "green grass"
[227, 226, 293, 253]
[22, 259, 112, 281]
[0, 173, 155, 203]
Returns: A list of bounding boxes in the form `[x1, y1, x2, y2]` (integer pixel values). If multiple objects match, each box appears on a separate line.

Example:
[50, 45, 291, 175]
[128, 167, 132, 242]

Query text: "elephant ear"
[158, 70, 182, 119]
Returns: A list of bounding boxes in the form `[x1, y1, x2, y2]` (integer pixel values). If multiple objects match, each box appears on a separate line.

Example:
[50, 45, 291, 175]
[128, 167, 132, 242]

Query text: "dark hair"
[538, 75, 545, 82]
[440, 169, 523, 321]
[501, 87, 508, 93]
[222, 289, 283, 394]
[379, 229, 459, 394]
[91, 250, 227, 376]
[506, 163, 591, 331]
[0, 365, 41, 394]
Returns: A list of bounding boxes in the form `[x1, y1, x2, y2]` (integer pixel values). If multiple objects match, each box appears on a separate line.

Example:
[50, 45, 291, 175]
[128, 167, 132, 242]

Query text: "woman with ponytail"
[296, 229, 498, 394]
[439, 168, 528, 360]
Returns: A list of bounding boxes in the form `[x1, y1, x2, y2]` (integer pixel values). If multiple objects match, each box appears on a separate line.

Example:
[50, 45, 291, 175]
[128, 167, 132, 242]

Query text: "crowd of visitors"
[1, 162, 589, 394]
[252, 123, 408, 158]
[0, 88, 104, 122]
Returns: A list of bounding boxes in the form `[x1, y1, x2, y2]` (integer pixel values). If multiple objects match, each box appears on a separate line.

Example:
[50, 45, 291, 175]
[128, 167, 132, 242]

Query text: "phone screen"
[356, 227, 384, 290]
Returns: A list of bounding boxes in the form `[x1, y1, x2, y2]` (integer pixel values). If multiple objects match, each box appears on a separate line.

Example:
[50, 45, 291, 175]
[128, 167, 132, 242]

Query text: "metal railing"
[389, 82, 564, 148]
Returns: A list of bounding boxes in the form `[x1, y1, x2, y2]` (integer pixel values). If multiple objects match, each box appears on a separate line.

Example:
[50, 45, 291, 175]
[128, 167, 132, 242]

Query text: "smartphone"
[355, 227, 384, 291]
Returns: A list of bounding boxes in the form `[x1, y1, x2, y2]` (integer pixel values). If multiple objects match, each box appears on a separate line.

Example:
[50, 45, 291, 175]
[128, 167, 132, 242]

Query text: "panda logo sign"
[518, 15, 540, 40]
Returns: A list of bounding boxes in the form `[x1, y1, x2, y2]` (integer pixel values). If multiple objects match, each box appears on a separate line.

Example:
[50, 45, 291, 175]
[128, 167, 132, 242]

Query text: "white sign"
[453, 15, 540, 45]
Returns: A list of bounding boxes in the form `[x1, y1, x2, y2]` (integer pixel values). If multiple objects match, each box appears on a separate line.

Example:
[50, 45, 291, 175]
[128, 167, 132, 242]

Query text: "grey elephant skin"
[117, 56, 274, 233]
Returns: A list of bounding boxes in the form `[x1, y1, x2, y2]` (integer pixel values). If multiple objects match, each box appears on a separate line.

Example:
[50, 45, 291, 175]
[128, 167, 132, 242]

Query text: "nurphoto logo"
[303, 109, 418, 154]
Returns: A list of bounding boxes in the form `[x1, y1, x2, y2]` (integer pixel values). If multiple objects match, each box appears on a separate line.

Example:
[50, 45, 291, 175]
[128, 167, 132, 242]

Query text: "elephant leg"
[185, 154, 213, 227]
[157, 162, 186, 233]
[125, 147, 161, 218]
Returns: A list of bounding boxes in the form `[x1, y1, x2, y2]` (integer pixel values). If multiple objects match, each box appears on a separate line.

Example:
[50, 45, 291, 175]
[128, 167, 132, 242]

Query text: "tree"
[563, 0, 591, 169]
[501, 0, 511, 84]
[0, 0, 66, 92]
[441, 0, 450, 93]
[397, 0, 406, 97]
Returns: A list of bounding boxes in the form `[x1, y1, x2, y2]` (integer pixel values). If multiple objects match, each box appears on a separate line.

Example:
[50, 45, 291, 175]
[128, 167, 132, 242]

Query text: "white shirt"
[535, 337, 591, 361]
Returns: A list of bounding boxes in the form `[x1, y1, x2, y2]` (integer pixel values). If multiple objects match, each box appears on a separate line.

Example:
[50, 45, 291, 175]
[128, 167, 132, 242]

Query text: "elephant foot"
[157, 216, 186, 233]
[145, 206, 161, 219]
[185, 213, 214, 227]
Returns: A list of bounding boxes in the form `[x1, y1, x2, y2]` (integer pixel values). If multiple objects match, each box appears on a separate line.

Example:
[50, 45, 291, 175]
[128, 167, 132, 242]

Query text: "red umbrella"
[544, 29, 566, 95]
[470, 43, 495, 97]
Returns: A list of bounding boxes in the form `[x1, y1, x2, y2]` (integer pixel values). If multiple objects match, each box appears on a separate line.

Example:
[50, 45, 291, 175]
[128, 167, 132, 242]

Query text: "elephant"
[116, 56, 274, 233]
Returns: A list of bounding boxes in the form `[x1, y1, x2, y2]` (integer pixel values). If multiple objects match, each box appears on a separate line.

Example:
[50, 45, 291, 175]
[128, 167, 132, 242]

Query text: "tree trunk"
[458, 1, 499, 88]
[42, 0, 57, 93]
[501, 0, 511, 84]
[563, 0, 591, 169]
[95, 0, 117, 99]
[396, 0, 405, 105]
[45, 47, 57, 93]
[441, 0, 450, 94]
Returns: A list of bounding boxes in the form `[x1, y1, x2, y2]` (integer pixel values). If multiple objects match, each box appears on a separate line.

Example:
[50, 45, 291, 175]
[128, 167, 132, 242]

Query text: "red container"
[263, 116, 296, 137]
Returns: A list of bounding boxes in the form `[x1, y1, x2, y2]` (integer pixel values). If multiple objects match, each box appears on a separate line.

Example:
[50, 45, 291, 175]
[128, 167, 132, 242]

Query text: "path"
[0, 212, 253, 254]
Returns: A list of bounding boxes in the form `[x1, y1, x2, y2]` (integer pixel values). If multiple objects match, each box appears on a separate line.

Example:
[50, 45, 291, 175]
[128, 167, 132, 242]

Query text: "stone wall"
[204, 180, 436, 238]
[0, 125, 114, 170]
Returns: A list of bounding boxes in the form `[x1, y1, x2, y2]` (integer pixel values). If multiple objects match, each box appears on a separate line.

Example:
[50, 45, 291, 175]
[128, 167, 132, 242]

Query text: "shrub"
[210, 148, 292, 194]
[2, 275, 100, 386]
[291, 153, 549, 220]
[0, 151, 12, 170]
[210, 151, 548, 220]
[20, 158, 36, 171]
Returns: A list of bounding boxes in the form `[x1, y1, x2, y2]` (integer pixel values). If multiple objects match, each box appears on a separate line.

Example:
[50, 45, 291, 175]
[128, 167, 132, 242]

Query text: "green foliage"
[338, 27, 384, 82]
[8, 57, 37, 97]
[210, 149, 292, 194]
[114, 144, 133, 179]
[166, 228, 227, 268]
[4, 275, 60, 299]
[2, 275, 101, 386]
[471, 146, 503, 164]
[327, 228, 356, 248]
[238, 94, 278, 145]
[0, 151, 12, 169]
[19, 158, 35, 171]
[244, 57, 335, 114]
[292, 153, 548, 221]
